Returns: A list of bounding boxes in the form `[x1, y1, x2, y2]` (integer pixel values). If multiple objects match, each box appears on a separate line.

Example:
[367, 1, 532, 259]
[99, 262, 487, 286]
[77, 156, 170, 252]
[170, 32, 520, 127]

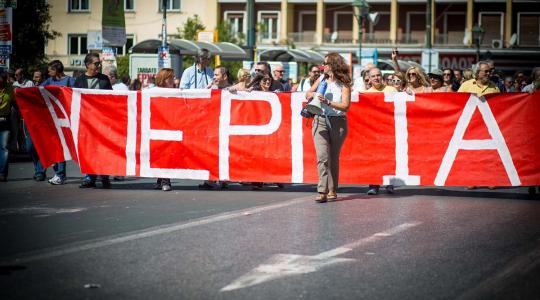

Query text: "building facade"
[46, 0, 540, 73]
[46, 0, 218, 71]
[219, 0, 540, 72]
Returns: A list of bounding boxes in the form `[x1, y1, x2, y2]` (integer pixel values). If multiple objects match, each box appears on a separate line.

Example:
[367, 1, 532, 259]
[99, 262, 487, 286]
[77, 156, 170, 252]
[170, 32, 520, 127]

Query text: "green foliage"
[11, 1, 61, 73]
[215, 20, 245, 82]
[176, 15, 206, 68]
[216, 20, 245, 45]
[176, 15, 206, 40]
[116, 55, 130, 78]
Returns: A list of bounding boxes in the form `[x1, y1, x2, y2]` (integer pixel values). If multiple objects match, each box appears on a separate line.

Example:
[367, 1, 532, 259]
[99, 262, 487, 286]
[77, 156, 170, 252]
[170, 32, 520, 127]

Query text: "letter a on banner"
[39, 87, 73, 162]
[434, 95, 521, 186]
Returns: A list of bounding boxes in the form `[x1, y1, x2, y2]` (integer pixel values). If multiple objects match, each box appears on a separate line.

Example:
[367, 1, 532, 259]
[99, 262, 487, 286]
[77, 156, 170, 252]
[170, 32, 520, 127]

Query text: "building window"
[115, 35, 135, 55]
[125, 0, 134, 11]
[159, 0, 180, 11]
[69, 0, 89, 12]
[405, 11, 426, 44]
[518, 13, 540, 47]
[224, 11, 246, 37]
[479, 12, 504, 46]
[68, 34, 88, 55]
[258, 11, 280, 41]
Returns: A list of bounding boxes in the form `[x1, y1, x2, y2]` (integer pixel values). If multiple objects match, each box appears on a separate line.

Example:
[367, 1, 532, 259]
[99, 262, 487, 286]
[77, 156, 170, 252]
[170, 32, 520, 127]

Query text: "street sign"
[158, 46, 171, 69]
[421, 49, 439, 73]
[356, 48, 378, 67]
[87, 30, 103, 50]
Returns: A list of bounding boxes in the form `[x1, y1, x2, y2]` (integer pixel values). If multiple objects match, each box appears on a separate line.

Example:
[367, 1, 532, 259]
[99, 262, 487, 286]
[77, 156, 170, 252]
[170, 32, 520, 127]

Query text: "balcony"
[434, 32, 466, 47]
[288, 32, 317, 44]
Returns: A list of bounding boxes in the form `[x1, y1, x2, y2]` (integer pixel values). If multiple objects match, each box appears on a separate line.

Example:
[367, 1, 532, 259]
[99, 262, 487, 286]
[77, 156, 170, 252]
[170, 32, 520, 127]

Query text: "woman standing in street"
[306, 53, 351, 203]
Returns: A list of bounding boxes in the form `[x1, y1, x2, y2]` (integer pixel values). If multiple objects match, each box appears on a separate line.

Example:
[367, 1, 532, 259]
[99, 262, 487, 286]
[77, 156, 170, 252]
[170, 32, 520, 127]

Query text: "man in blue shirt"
[179, 49, 214, 89]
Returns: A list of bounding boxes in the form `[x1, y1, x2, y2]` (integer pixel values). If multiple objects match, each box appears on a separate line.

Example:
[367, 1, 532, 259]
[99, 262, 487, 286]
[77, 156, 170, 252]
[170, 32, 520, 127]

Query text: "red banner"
[15, 87, 540, 186]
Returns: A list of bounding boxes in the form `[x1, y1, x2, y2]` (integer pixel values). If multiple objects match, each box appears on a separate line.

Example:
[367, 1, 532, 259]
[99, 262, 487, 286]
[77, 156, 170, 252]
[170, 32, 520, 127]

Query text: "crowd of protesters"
[0, 49, 539, 199]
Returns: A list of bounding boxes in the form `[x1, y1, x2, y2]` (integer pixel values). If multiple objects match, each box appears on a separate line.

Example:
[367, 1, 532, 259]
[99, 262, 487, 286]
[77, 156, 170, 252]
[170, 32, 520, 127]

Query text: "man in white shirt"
[179, 48, 213, 89]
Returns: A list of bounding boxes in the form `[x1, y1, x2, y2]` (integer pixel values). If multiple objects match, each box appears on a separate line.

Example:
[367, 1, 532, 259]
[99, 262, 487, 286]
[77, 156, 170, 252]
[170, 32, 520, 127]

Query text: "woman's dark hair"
[84, 53, 100, 66]
[130, 78, 142, 90]
[324, 53, 351, 87]
[48, 60, 64, 73]
[247, 73, 272, 91]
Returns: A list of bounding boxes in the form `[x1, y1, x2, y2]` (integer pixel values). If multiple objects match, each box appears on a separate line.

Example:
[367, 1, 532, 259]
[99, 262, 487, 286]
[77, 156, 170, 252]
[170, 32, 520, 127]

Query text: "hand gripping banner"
[15, 87, 540, 186]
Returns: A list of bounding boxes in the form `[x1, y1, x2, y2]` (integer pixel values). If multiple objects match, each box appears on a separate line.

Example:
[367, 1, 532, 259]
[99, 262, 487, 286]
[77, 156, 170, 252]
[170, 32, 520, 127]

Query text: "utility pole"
[161, 0, 167, 47]
[425, 0, 432, 72]
[246, 0, 255, 61]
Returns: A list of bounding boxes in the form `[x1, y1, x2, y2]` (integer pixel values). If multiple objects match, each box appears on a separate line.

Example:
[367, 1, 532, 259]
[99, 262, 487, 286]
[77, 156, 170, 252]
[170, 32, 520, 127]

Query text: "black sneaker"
[79, 180, 96, 188]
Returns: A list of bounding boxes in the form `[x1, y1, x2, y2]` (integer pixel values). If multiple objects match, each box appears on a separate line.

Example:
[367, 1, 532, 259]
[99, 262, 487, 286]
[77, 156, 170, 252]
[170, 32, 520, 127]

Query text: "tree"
[216, 20, 245, 82]
[10, 1, 60, 73]
[176, 15, 206, 67]
[176, 15, 206, 40]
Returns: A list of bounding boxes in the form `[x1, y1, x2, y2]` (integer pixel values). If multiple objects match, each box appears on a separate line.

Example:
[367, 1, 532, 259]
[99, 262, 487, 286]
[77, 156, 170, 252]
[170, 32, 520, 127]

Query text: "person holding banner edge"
[75, 53, 114, 189]
[306, 53, 351, 203]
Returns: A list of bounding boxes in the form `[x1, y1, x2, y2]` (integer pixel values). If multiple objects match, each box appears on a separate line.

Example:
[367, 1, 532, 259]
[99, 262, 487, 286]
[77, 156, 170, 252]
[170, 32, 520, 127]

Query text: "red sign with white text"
[15, 87, 540, 186]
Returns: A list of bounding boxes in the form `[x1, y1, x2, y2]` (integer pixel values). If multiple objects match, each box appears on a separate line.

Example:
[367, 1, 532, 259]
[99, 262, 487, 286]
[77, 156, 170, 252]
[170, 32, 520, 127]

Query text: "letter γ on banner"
[219, 91, 282, 180]
[435, 95, 521, 186]
[383, 92, 420, 186]
[39, 87, 73, 162]
[140, 89, 211, 179]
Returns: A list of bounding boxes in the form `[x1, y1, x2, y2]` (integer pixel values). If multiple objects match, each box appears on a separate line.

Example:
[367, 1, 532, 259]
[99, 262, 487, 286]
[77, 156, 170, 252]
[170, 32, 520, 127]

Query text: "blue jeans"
[25, 133, 45, 177]
[0, 129, 9, 177]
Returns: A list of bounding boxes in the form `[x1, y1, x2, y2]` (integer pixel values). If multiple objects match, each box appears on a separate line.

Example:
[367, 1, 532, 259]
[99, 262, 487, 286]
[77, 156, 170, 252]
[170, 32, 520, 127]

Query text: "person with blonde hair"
[230, 68, 251, 91]
[462, 68, 474, 81]
[306, 52, 351, 203]
[404, 66, 430, 93]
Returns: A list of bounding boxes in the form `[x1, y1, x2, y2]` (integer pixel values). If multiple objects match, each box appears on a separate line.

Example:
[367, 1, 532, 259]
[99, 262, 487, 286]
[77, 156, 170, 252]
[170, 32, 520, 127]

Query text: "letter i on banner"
[39, 87, 73, 161]
[434, 95, 521, 186]
[383, 92, 420, 186]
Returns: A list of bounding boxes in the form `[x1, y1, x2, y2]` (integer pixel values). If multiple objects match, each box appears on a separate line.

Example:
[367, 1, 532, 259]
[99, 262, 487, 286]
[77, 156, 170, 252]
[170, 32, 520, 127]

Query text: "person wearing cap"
[179, 48, 214, 89]
[427, 69, 450, 92]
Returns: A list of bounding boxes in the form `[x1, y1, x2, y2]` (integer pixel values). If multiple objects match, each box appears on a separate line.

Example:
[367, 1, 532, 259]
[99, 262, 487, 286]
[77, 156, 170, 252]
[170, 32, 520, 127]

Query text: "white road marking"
[0, 207, 86, 216]
[221, 222, 422, 292]
[2, 196, 311, 265]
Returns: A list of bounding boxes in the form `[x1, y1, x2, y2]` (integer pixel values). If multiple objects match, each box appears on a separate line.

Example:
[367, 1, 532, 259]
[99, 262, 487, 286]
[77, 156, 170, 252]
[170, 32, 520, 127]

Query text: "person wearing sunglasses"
[458, 61, 499, 97]
[427, 69, 450, 92]
[273, 64, 291, 91]
[296, 65, 322, 92]
[252, 62, 283, 91]
[404, 66, 430, 94]
[390, 71, 406, 91]
[74, 53, 114, 189]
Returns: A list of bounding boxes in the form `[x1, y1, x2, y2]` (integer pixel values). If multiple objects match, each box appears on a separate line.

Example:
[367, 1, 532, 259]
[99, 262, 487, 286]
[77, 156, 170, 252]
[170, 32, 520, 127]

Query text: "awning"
[129, 39, 248, 60]
[258, 48, 325, 63]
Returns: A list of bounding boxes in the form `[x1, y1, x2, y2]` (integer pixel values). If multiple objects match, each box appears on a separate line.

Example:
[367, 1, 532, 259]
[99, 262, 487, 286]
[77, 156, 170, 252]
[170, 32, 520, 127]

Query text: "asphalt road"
[1, 161, 539, 300]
